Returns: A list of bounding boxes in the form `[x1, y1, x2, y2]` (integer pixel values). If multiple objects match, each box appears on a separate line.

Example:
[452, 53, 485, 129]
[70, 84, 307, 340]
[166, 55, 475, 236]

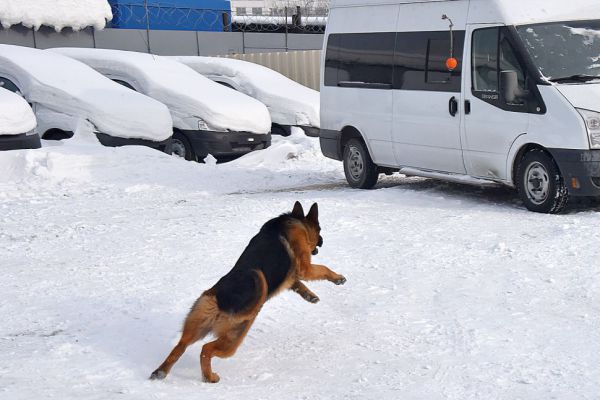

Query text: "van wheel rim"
[525, 161, 550, 205]
[348, 146, 364, 180]
[171, 139, 186, 158]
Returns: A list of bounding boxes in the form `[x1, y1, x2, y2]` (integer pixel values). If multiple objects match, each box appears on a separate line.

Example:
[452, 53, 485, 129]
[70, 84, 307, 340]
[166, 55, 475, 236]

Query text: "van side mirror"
[501, 70, 528, 104]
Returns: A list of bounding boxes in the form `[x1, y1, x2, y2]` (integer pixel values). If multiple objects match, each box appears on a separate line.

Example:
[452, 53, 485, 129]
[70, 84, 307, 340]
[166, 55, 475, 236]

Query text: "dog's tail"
[231, 269, 269, 320]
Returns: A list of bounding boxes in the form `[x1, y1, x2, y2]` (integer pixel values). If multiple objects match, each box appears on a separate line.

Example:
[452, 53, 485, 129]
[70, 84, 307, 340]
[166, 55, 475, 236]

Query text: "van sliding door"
[391, 0, 469, 174]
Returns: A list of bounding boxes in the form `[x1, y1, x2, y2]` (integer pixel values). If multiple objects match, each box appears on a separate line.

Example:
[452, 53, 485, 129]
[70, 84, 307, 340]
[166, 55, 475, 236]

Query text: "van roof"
[330, 0, 600, 25]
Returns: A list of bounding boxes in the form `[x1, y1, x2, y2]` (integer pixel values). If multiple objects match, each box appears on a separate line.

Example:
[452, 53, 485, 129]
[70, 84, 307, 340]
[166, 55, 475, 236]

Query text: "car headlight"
[577, 108, 600, 149]
[198, 119, 209, 131]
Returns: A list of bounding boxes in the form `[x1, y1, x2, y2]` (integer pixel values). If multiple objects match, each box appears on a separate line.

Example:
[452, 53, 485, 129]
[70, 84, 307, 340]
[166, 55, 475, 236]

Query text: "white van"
[320, 0, 600, 213]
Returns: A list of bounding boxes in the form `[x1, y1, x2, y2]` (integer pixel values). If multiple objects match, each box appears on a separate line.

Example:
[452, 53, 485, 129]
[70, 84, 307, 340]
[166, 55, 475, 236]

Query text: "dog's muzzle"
[312, 235, 323, 256]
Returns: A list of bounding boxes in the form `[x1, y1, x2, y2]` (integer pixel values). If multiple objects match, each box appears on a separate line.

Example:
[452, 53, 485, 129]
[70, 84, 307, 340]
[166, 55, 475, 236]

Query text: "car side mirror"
[501, 70, 529, 104]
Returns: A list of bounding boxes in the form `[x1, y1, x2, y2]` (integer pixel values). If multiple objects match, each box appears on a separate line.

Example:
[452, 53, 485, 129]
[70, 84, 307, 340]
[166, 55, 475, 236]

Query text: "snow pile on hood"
[0, 0, 112, 31]
[0, 87, 36, 135]
[0, 45, 172, 142]
[51, 48, 272, 135]
[172, 56, 320, 128]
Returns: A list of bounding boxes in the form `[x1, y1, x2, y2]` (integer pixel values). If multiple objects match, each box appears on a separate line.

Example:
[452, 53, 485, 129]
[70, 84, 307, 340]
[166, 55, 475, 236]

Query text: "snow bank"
[0, 87, 36, 135]
[172, 56, 320, 128]
[0, 45, 172, 142]
[0, 130, 338, 192]
[51, 48, 272, 135]
[0, 0, 113, 31]
[5, 127, 600, 399]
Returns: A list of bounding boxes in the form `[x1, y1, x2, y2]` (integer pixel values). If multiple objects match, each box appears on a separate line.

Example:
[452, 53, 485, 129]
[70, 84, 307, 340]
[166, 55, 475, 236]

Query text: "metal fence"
[224, 50, 322, 90]
[108, 2, 328, 34]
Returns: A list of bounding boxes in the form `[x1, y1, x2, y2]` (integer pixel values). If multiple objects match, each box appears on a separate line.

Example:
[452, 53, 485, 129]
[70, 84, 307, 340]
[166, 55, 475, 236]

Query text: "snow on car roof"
[0, 0, 112, 31]
[172, 56, 320, 128]
[0, 45, 172, 141]
[0, 87, 36, 136]
[51, 48, 272, 135]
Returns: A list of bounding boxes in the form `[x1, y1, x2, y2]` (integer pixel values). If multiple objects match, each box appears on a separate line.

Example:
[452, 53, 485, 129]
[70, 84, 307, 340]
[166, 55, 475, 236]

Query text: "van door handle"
[465, 100, 471, 115]
[449, 96, 458, 117]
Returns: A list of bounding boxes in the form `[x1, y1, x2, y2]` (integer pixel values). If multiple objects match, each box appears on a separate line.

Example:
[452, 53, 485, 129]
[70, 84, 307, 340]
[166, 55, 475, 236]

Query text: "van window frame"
[324, 30, 466, 92]
[470, 26, 547, 114]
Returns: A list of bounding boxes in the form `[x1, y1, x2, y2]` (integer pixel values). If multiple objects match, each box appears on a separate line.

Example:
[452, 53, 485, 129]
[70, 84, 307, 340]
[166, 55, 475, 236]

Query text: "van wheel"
[171, 131, 196, 161]
[516, 149, 568, 214]
[343, 138, 379, 189]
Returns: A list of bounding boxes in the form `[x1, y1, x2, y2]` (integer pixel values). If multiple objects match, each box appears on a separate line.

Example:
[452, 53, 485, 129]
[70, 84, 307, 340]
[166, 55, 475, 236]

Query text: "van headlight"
[577, 109, 600, 149]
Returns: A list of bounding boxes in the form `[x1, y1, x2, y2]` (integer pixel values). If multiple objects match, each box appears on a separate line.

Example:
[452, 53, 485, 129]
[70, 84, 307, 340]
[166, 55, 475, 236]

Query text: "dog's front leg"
[291, 280, 320, 303]
[300, 264, 346, 285]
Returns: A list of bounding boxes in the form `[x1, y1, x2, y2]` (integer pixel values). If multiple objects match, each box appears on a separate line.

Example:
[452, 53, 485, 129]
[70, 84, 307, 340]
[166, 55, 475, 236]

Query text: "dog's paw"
[150, 370, 166, 380]
[203, 372, 220, 383]
[303, 293, 320, 303]
[333, 276, 347, 285]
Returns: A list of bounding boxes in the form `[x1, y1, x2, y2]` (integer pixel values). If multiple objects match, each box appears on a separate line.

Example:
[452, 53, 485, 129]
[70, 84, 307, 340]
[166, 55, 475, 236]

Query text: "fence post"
[144, 0, 151, 53]
[284, 7, 289, 52]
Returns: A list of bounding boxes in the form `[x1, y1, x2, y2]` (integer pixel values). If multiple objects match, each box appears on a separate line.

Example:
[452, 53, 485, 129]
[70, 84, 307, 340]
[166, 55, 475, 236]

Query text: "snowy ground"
[2, 132, 600, 400]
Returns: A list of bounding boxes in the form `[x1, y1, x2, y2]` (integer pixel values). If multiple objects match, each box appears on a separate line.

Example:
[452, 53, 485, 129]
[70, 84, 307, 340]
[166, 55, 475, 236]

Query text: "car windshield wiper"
[549, 74, 600, 83]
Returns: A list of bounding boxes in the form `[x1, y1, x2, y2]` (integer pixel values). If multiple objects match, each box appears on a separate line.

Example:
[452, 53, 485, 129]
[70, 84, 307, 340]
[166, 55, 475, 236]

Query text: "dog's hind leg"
[200, 317, 256, 383]
[291, 280, 320, 303]
[200, 269, 267, 383]
[150, 293, 218, 380]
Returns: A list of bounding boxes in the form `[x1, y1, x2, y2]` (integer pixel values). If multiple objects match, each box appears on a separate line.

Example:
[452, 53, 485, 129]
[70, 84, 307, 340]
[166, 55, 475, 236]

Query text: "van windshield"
[516, 20, 600, 83]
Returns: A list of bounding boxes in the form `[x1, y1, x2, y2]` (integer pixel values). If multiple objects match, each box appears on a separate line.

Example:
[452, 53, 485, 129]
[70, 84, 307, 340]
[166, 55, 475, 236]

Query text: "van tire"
[516, 149, 568, 214]
[171, 131, 196, 161]
[343, 138, 379, 189]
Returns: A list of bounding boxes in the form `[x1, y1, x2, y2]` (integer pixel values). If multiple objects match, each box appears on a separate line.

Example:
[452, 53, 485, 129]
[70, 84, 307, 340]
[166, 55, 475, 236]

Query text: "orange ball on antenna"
[446, 57, 458, 71]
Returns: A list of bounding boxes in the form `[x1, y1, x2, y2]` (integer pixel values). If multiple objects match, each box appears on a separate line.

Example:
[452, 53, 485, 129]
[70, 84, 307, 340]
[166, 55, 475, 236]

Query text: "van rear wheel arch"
[342, 133, 379, 189]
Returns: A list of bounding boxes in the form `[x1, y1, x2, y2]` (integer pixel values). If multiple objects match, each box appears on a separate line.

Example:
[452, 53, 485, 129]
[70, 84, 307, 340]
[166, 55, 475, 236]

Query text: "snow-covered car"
[172, 56, 320, 137]
[0, 86, 40, 151]
[0, 45, 173, 152]
[52, 48, 273, 162]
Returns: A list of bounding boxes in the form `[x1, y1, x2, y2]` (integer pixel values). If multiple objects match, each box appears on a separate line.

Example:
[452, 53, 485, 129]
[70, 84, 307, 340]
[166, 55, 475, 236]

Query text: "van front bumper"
[549, 148, 600, 196]
[0, 132, 41, 151]
[181, 130, 271, 158]
[95, 132, 173, 154]
[319, 129, 342, 161]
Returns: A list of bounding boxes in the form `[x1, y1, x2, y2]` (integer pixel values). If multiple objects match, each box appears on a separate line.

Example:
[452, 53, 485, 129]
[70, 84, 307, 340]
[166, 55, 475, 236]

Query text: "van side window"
[472, 28, 499, 92]
[324, 32, 395, 88]
[472, 27, 537, 111]
[394, 31, 465, 92]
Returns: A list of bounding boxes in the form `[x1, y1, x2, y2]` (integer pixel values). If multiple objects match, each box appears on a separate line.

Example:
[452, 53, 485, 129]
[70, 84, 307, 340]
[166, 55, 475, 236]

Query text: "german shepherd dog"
[150, 201, 346, 383]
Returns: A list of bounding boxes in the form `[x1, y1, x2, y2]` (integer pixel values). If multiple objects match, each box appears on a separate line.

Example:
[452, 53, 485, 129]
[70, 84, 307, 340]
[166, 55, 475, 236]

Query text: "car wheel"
[171, 131, 196, 161]
[516, 149, 568, 214]
[343, 138, 379, 189]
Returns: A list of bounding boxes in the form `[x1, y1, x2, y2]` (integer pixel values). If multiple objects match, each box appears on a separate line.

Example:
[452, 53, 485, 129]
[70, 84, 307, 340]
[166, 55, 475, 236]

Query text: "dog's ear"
[292, 201, 304, 219]
[307, 203, 319, 223]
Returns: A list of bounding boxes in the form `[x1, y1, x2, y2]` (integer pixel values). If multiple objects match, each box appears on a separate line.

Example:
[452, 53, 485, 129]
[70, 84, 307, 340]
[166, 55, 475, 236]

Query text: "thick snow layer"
[3, 132, 600, 399]
[173, 56, 320, 128]
[0, 87, 36, 135]
[0, 0, 113, 31]
[0, 45, 172, 142]
[51, 48, 272, 135]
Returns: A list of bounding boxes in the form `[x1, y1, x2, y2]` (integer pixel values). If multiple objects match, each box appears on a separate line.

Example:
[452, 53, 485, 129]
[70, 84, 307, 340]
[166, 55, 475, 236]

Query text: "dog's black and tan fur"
[150, 201, 346, 383]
